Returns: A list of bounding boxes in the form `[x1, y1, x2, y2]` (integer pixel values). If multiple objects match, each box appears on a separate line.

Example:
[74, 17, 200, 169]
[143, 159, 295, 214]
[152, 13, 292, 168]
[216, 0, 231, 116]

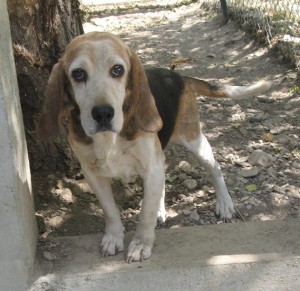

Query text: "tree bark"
[8, 0, 83, 174]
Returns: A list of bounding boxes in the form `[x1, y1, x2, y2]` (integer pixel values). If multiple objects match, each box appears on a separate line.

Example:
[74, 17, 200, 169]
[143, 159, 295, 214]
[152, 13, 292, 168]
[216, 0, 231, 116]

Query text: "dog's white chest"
[94, 148, 139, 182]
[71, 133, 142, 182]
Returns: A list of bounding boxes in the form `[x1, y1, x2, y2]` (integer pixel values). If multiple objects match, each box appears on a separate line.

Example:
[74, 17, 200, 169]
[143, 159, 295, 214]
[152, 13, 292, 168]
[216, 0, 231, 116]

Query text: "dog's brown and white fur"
[37, 32, 272, 262]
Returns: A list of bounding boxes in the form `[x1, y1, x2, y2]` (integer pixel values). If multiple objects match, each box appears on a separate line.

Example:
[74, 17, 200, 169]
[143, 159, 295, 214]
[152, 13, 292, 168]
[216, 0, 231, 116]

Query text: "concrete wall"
[0, 1, 37, 290]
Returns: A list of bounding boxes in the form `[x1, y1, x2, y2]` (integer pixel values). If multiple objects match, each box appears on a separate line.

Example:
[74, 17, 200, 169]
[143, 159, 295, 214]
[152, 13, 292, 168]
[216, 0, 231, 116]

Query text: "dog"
[37, 31, 272, 263]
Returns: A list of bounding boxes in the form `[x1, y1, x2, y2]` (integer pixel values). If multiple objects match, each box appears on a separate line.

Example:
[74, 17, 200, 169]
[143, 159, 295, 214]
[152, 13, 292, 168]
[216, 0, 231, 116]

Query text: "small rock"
[182, 209, 191, 215]
[246, 204, 252, 210]
[273, 186, 286, 194]
[43, 251, 57, 261]
[239, 167, 260, 178]
[178, 161, 198, 175]
[267, 167, 277, 178]
[178, 173, 189, 181]
[256, 95, 275, 103]
[166, 174, 178, 183]
[183, 179, 197, 191]
[241, 196, 249, 202]
[202, 186, 214, 194]
[229, 112, 246, 122]
[55, 188, 74, 204]
[270, 126, 290, 134]
[189, 209, 200, 221]
[233, 156, 249, 167]
[248, 150, 273, 167]
[196, 190, 206, 197]
[284, 103, 292, 110]
[178, 194, 186, 200]
[292, 160, 300, 169]
[270, 192, 286, 200]
[48, 216, 63, 228]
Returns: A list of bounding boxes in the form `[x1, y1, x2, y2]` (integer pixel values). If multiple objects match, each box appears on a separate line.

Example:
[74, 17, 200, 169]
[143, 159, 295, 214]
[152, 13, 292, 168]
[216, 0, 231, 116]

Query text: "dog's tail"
[183, 76, 272, 99]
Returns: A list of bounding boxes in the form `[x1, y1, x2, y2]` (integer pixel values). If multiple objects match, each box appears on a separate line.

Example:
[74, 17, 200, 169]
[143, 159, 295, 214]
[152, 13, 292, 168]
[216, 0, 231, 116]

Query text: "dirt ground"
[33, 1, 300, 241]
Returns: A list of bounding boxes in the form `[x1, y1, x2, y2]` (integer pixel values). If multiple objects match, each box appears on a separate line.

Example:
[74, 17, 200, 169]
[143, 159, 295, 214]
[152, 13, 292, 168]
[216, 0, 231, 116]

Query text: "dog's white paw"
[126, 236, 154, 263]
[215, 193, 235, 219]
[101, 231, 124, 257]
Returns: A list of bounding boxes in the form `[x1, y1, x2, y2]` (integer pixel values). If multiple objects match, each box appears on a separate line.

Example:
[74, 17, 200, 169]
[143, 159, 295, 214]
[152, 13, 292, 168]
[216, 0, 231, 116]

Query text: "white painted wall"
[0, 1, 37, 290]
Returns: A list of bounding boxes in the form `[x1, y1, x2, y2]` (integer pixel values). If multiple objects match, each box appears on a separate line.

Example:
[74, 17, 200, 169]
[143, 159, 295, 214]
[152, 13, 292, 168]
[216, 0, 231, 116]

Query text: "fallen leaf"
[246, 184, 257, 192]
[261, 132, 273, 142]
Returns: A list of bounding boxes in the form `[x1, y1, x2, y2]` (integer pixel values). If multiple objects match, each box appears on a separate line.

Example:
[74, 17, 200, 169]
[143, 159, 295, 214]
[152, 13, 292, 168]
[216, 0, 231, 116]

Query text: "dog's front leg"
[81, 166, 125, 257]
[126, 157, 165, 263]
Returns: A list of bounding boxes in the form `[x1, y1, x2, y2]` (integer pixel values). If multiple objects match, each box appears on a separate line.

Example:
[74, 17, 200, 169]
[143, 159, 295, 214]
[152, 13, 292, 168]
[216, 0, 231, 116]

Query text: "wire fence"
[202, 0, 300, 69]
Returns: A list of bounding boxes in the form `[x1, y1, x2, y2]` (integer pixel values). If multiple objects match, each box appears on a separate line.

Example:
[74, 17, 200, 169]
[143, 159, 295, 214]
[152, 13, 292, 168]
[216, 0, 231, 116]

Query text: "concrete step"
[31, 218, 300, 290]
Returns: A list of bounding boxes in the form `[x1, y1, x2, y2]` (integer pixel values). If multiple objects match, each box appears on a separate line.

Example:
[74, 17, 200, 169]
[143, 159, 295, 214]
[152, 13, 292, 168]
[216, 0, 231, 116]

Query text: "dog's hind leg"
[180, 131, 235, 219]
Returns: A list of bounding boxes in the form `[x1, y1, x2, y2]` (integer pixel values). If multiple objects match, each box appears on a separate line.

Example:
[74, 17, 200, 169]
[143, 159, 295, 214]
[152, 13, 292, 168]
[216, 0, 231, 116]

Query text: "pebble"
[239, 167, 260, 178]
[292, 160, 300, 169]
[248, 150, 273, 167]
[55, 188, 74, 204]
[178, 194, 187, 200]
[270, 126, 290, 134]
[233, 156, 249, 167]
[273, 186, 286, 194]
[178, 173, 188, 181]
[256, 95, 275, 103]
[189, 209, 200, 221]
[48, 216, 63, 228]
[183, 179, 197, 191]
[267, 167, 277, 178]
[284, 103, 292, 110]
[240, 196, 249, 202]
[43, 251, 57, 261]
[178, 161, 198, 175]
[182, 209, 191, 215]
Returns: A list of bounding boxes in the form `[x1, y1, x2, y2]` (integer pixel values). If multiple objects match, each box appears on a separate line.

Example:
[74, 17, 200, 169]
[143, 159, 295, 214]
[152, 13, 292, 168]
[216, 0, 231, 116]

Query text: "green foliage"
[289, 84, 300, 94]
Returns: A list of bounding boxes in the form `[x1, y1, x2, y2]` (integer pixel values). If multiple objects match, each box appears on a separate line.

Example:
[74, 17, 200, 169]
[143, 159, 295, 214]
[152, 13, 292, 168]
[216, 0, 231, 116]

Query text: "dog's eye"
[72, 68, 87, 82]
[111, 64, 124, 78]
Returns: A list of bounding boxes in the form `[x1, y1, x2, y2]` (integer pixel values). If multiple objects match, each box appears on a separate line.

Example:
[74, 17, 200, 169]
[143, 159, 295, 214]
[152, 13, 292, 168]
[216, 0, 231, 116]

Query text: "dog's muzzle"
[91, 104, 115, 132]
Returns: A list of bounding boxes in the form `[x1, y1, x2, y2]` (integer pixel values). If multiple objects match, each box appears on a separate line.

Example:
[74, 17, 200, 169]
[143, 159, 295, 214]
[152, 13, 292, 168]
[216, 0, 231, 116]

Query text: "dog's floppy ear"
[37, 61, 73, 141]
[128, 51, 162, 133]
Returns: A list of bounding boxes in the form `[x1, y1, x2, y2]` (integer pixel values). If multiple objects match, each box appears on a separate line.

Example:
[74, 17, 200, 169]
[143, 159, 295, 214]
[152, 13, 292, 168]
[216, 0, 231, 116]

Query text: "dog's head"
[37, 32, 162, 141]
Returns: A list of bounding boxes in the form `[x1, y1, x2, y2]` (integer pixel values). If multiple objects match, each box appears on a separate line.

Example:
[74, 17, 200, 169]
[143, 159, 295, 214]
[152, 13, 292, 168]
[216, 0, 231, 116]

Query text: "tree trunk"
[8, 0, 83, 175]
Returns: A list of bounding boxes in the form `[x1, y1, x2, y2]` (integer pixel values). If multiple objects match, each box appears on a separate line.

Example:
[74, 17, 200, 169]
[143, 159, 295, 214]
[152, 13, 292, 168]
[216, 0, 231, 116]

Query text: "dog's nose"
[91, 105, 114, 128]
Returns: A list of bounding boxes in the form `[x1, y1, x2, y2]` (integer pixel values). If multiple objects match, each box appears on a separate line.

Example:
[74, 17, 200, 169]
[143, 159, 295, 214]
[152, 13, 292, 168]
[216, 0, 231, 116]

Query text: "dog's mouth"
[94, 124, 114, 133]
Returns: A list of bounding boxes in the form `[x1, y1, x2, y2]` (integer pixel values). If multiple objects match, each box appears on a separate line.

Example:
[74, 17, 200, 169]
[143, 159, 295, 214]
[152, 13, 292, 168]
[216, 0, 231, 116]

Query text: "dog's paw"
[126, 237, 154, 263]
[101, 231, 124, 257]
[216, 194, 235, 219]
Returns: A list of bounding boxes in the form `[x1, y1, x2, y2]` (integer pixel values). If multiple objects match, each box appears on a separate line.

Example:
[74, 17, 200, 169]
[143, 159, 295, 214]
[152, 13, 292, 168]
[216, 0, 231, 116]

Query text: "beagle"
[37, 32, 272, 263]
